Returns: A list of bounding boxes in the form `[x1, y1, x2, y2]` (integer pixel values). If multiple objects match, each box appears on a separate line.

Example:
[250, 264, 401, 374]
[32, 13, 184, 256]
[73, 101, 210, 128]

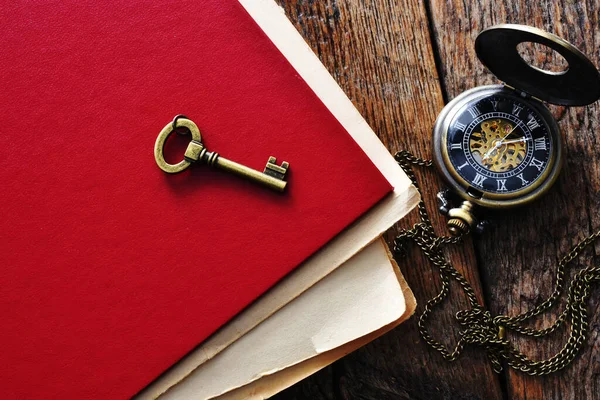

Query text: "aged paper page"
[158, 239, 408, 400]
[215, 251, 415, 400]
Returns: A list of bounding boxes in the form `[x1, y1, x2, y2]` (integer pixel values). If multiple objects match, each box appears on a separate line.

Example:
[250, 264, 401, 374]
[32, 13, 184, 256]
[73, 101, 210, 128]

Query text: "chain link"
[393, 149, 600, 375]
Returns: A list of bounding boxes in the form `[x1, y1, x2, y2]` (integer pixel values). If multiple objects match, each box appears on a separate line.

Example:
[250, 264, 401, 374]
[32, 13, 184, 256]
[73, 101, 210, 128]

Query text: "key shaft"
[216, 156, 287, 192]
[184, 140, 287, 192]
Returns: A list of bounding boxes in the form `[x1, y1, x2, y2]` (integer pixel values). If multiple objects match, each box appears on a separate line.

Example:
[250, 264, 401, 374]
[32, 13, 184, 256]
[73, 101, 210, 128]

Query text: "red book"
[0, 1, 392, 398]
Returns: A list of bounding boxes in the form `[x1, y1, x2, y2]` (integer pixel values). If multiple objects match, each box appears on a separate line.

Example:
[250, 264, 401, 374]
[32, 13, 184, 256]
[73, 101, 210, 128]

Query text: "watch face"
[445, 93, 553, 195]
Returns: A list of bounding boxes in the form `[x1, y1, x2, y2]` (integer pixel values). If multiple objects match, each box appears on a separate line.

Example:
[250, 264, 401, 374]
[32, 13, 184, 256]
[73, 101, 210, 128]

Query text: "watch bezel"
[433, 84, 563, 209]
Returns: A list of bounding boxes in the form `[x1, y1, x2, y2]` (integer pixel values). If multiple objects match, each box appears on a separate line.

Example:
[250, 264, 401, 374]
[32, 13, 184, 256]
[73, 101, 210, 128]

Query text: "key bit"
[264, 157, 289, 181]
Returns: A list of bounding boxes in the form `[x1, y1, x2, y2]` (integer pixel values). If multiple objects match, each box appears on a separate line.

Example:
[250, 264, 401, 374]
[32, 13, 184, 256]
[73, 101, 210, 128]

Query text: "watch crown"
[447, 201, 477, 236]
[448, 218, 470, 236]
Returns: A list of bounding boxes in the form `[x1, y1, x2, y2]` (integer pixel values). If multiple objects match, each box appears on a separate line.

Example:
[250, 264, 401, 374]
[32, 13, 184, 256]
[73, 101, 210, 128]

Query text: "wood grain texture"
[273, 0, 502, 399]
[427, 1, 600, 399]
[269, 0, 599, 399]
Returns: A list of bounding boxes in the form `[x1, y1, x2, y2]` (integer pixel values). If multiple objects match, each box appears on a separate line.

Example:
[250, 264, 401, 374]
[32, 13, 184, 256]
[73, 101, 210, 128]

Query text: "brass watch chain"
[393, 150, 600, 375]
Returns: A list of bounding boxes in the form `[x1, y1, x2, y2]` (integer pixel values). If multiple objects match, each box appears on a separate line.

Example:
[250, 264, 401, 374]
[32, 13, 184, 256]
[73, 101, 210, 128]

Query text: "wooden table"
[272, 1, 600, 399]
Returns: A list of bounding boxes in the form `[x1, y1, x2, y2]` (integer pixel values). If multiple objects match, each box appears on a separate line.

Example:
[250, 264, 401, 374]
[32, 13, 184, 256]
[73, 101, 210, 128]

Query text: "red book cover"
[0, 1, 392, 398]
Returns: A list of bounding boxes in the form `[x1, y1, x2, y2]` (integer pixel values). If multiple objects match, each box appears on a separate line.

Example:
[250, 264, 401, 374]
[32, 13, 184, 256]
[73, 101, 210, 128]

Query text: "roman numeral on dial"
[472, 173, 487, 187]
[512, 104, 523, 116]
[454, 121, 466, 131]
[491, 100, 499, 110]
[530, 157, 544, 171]
[517, 173, 530, 186]
[497, 179, 507, 191]
[534, 137, 547, 151]
[467, 106, 481, 118]
[450, 143, 462, 150]
[526, 116, 541, 131]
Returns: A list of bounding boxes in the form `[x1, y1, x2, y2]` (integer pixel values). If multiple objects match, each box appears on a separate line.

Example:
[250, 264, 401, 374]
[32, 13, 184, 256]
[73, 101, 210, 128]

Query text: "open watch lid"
[475, 24, 600, 106]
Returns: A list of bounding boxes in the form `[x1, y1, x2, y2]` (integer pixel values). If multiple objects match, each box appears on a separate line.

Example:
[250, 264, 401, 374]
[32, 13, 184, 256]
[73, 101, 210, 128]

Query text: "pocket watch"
[432, 24, 600, 235]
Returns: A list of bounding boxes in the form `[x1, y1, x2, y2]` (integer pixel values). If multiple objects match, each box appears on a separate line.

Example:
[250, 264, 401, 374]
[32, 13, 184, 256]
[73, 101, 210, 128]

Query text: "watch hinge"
[503, 84, 543, 102]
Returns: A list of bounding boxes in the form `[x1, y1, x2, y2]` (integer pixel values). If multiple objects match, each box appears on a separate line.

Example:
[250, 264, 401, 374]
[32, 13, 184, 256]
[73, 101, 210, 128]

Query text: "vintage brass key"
[154, 116, 289, 192]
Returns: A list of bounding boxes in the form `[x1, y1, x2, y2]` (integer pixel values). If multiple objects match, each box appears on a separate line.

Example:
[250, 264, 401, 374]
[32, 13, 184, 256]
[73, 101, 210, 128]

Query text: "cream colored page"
[215, 253, 416, 400]
[135, 0, 418, 397]
[158, 239, 405, 400]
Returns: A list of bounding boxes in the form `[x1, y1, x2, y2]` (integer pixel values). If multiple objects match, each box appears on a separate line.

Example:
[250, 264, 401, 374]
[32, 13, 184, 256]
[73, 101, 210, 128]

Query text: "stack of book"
[0, 0, 419, 399]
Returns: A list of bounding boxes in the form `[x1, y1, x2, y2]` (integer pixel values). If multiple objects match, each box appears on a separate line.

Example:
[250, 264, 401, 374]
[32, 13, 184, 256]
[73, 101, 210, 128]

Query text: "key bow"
[154, 116, 202, 174]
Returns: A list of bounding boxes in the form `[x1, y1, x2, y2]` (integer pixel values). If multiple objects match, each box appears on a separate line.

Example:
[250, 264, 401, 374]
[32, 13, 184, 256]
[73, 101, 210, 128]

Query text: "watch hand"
[482, 138, 506, 161]
[501, 137, 531, 145]
[497, 123, 521, 144]
[481, 124, 520, 161]
[482, 147, 496, 161]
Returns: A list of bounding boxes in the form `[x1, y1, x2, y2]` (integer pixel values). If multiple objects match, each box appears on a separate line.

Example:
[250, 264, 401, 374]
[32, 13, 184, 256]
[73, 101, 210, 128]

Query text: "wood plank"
[427, 1, 600, 399]
[273, 1, 503, 398]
